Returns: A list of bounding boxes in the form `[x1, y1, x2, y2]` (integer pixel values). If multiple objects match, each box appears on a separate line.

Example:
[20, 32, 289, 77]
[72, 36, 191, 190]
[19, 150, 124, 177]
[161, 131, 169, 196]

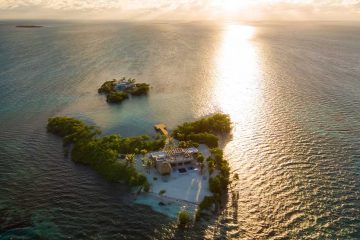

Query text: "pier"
[154, 123, 169, 137]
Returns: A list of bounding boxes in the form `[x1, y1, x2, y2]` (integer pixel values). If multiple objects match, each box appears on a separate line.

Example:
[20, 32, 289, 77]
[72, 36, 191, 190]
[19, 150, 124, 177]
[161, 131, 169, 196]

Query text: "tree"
[178, 210, 191, 228]
[198, 196, 215, 211]
[125, 154, 135, 166]
[172, 113, 231, 148]
[127, 83, 150, 96]
[47, 116, 150, 187]
[209, 176, 222, 194]
[196, 153, 205, 164]
[98, 80, 116, 94]
[140, 149, 148, 156]
[207, 157, 216, 175]
[118, 135, 166, 154]
[106, 92, 129, 103]
[143, 157, 152, 173]
[130, 78, 136, 83]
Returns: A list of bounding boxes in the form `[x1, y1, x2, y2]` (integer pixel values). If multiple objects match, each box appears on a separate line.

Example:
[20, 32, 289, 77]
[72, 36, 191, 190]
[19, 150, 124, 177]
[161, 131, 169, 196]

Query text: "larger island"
[47, 113, 232, 226]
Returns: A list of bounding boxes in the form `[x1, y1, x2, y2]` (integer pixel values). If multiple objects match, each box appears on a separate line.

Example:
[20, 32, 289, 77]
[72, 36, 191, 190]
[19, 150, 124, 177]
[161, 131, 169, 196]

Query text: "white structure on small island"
[149, 147, 199, 175]
[114, 82, 134, 91]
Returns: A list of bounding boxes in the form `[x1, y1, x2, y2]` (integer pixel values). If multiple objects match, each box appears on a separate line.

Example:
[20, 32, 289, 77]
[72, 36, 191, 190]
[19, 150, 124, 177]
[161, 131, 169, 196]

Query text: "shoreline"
[133, 192, 198, 219]
[47, 113, 232, 222]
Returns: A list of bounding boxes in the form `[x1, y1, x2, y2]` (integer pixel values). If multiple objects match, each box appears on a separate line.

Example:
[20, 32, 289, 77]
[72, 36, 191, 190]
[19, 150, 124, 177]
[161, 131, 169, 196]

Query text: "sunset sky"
[1, 0, 359, 21]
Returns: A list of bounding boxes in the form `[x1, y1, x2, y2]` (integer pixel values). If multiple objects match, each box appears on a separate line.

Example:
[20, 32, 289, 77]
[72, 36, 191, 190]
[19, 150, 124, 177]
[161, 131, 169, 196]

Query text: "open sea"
[0, 21, 359, 239]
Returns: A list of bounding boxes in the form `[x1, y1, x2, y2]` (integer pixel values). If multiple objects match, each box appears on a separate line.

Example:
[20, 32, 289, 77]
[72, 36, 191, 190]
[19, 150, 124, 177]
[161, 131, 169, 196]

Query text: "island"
[16, 25, 43, 28]
[47, 113, 232, 227]
[98, 77, 150, 103]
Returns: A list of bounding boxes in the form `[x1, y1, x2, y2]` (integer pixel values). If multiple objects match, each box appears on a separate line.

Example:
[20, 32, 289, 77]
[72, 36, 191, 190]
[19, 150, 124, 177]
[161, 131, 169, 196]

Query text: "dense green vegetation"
[127, 83, 150, 96]
[208, 148, 230, 193]
[172, 113, 231, 148]
[98, 80, 116, 94]
[186, 132, 219, 148]
[196, 147, 231, 220]
[198, 196, 215, 212]
[178, 140, 199, 148]
[47, 116, 163, 188]
[106, 92, 129, 103]
[206, 157, 216, 174]
[98, 78, 150, 104]
[118, 135, 166, 154]
[173, 113, 231, 136]
[196, 153, 205, 164]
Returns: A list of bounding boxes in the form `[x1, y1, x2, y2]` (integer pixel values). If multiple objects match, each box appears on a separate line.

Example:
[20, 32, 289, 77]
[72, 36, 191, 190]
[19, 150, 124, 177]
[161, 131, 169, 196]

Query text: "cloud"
[0, 0, 359, 20]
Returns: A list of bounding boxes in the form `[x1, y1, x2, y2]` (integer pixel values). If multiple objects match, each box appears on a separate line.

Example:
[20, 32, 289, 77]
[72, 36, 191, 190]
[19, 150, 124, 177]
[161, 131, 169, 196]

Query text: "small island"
[16, 25, 43, 28]
[47, 113, 232, 226]
[98, 77, 150, 104]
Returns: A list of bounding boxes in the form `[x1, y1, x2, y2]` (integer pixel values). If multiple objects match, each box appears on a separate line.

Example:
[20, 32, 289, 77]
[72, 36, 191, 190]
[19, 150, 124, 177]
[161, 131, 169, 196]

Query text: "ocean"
[0, 21, 359, 239]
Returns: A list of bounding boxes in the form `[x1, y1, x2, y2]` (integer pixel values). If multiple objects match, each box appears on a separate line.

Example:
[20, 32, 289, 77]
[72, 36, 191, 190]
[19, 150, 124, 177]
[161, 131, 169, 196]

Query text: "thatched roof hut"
[157, 161, 172, 175]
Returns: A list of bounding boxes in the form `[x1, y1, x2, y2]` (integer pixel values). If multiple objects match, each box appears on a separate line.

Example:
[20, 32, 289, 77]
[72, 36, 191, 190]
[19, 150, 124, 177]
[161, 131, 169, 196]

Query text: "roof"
[164, 147, 199, 156]
[150, 151, 167, 159]
[165, 148, 184, 156]
[184, 147, 199, 154]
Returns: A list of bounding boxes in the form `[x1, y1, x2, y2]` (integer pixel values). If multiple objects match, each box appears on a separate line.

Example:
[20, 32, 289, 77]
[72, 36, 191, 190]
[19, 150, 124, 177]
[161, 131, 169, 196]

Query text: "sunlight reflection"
[214, 25, 261, 127]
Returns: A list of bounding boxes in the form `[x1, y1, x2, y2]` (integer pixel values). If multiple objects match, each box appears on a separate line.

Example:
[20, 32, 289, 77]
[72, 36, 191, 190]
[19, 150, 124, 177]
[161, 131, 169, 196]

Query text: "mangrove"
[47, 116, 164, 188]
[98, 77, 150, 104]
[172, 113, 231, 148]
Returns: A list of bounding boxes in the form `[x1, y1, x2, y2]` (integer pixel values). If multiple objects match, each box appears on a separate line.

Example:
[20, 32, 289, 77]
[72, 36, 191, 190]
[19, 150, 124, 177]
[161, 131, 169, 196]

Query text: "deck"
[154, 123, 169, 137]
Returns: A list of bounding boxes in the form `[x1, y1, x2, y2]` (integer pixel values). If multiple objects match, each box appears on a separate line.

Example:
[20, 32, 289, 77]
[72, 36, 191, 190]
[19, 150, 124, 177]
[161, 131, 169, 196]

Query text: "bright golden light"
[213, 24, 261, 125]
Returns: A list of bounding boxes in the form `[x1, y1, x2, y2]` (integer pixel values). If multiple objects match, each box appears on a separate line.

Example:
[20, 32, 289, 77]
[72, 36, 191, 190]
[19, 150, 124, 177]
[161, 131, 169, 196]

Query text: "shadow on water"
[169, 191, 239, 240]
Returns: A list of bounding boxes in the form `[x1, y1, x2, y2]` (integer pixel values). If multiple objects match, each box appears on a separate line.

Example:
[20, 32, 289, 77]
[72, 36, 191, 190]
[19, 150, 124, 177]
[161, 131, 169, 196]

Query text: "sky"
[0, 0, 359, 21]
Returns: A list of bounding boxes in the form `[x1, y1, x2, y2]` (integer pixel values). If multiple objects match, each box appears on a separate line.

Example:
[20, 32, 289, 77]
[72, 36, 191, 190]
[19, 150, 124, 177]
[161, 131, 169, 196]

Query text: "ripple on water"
[0, 22, 360, 239]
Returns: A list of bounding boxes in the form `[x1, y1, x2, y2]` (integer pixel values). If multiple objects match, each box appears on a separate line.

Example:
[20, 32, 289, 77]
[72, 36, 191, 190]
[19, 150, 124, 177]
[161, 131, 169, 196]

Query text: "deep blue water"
[0, 21, 359, 239]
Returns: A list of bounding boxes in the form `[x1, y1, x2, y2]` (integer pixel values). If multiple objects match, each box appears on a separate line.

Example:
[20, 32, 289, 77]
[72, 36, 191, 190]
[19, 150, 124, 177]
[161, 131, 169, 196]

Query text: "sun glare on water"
[213, 25, 261, 126]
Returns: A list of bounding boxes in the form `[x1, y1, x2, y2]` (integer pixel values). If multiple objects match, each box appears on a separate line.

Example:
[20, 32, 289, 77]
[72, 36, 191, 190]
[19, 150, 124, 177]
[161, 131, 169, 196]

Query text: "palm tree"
[145, 158, 152, 173]
[196, 154, 204, 165]
[140, 149, 148, 156]
[125, 154, 135, 166]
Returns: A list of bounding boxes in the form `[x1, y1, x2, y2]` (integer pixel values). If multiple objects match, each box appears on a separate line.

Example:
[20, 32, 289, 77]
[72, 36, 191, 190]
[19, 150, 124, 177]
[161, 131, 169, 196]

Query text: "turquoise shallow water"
[0, 21, 359, 239]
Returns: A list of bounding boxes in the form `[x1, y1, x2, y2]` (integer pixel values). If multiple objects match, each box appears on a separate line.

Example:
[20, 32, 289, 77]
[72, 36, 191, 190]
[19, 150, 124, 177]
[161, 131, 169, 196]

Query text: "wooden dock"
[154, 123, 169, 137]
